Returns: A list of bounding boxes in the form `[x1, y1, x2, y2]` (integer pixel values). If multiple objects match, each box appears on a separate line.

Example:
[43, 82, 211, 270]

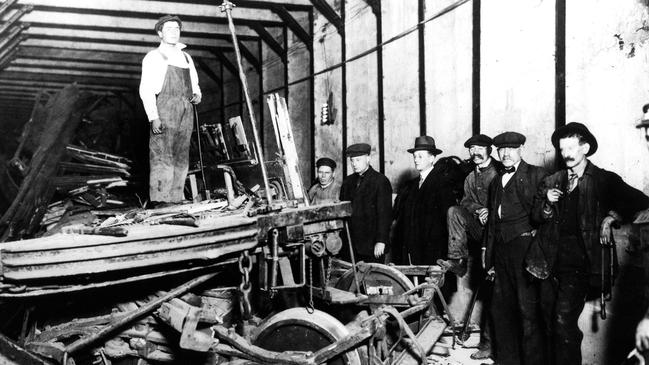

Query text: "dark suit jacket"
[483, 160, 547, 269]
[526, 161, 649, 283]
[339, 166, 393, 257]
[392, 165, 459, 265]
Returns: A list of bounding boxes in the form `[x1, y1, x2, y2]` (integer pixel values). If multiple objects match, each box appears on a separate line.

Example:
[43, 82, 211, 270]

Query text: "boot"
[436, 258, 467, 277]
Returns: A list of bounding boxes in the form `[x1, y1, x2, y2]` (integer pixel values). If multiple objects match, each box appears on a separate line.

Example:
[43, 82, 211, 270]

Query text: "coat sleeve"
[531, 175, 555, 223]
[605, 171, 649, 222]
[460, 174, 483, 213]
[375, 176, 393, 245]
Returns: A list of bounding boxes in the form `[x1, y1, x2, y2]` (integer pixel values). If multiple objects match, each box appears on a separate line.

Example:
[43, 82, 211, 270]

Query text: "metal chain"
[238, 250, 253, 319]
[324, 255, 334, 287]
[307, 258, 314, 314]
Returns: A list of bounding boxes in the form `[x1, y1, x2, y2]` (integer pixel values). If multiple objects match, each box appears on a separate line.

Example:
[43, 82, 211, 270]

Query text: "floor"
[427, 332, 494, 365]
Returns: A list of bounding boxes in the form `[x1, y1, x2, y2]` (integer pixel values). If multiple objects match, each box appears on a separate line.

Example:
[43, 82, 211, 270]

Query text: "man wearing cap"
[392, 136, 458, 265]
[139, 15, 202, 206]
[339, 143, 392, 263]
[483, 131, 547, 365]
[308, 157, 341, 205]
[437, 134, 500, 361]
[525, 123, 649, 365]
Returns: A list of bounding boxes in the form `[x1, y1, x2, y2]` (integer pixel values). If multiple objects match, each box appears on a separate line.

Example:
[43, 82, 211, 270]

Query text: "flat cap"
[464, 134, 493, 148]
[155, 15, 182, 32]
[345, 143, 371, 157]
[316, 157, 337, 170]
[493, 131, 526, 148]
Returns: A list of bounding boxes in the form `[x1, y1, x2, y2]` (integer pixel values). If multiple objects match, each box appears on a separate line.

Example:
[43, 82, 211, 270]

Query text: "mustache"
[471, 153, 485, 159]
[563, 157, 575, 162]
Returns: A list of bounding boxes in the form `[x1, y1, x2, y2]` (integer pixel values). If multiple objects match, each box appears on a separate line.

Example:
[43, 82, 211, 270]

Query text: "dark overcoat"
[483, 160, 547, 269]
[339, 166, 393, 257]
[525, 161, 649, 287]
[392, 165, 459, 265]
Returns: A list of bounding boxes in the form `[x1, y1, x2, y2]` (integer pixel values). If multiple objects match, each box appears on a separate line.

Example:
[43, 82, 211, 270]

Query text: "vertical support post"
[555, 0, 566, 168]
[341, 0, 347, 177]
[283, 26, 289, 101]
[220, 1, 273, 205]
[418, 0, 427, 136]
[375, 2, 385, 173]
[472, 0, 481, 135]
[309, 9, 315, 179]
[258, 39, 265, 154]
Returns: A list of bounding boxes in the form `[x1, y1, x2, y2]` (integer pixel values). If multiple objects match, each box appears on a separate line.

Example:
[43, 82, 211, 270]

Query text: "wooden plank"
[394, 317, 447, 364]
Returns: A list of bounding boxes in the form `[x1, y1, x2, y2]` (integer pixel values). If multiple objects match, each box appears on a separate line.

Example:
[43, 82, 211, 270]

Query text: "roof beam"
[309, 0, 342, 33]
[21, 38, 217, 58]
[212, 50, 238, 76]
[248, 23, 286, 63]
[271, 5, 311, 50]
[195, 57, 222, 84]
[11, 58, 141, 73]
[12, 0, 282, 23]
[0, 0, 19, 16]
[0, 78, 132, 91]
[14, 11, 260, 36]
[0, 4, 32, 35]
[0, 70, 140, 88]
[5, 65, 139, 80]
[17, 46, 143, 64]
[25, 26, 234, 49]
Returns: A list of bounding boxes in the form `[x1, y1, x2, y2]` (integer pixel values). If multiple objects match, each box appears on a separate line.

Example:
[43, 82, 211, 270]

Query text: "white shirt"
[139, 42, 201, 121]
[498, 160, 521, 218]
[418, 165, 434, 188]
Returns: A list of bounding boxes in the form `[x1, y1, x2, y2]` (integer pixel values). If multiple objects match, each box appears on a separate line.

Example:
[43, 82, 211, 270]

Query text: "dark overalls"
[149, 51, 194, 203]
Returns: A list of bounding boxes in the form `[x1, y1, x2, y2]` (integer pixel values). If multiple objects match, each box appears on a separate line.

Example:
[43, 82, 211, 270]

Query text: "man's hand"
[600, 216, 616, 245]
[636, 318, 649, 351]
[546, 188, 563, 204]
[476, 208, 489, 225]
[190, 93, 202, 104]
[151, 119, 163, 134]
[374, 242, 385, 259]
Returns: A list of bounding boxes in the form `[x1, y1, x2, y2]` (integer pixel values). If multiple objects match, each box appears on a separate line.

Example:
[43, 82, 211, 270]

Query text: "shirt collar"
[419, 165, 434, 181]
[158, 42, 187, 54]
[504, 160, 522, 174]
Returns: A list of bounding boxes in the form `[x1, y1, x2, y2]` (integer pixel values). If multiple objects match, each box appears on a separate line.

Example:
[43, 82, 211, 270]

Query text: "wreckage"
[0, 3, 457, 365]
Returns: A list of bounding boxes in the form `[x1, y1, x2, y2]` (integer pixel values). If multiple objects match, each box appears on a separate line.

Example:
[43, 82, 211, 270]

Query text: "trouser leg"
[149, 124, 175, 202]
[170, 101, 194, 202]
[490, 242, 520, 365]
[447, 206, 483, 259]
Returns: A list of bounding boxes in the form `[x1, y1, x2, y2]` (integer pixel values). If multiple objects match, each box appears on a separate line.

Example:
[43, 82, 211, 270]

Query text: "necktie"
[503, 166, 515, 174]
[355, 174, 364, 191]
[568, 173, 578, 193]
[418, 175, 424, 188]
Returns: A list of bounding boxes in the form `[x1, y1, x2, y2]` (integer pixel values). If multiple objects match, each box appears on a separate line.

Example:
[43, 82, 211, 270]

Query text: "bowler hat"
[155, 15, 182, 32]
[316, 157, 337, 170]
[551, 122, 598, 156]
[407, 136, 442, 155]
[493, 132, 526, 148]
[464, 134, 493, 148]
[346, 143, 371, 157]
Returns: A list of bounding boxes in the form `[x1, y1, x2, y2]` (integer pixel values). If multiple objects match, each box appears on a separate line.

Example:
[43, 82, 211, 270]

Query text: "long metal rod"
[220, 1, 273, 205]
[65, 271, 219, 355]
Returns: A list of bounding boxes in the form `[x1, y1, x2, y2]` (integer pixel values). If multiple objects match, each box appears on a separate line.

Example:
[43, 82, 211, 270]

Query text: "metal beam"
[13, 0, 282, 23]
[0, 5, 32, 35]
[248, 23, 286, 62]
[309, 0, 342, 33]
[272, 5, 312, 50]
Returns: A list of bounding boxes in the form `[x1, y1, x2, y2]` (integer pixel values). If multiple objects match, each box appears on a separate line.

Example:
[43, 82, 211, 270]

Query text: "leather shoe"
[470, 347, 492, 360]
[436, 258, 467, 276]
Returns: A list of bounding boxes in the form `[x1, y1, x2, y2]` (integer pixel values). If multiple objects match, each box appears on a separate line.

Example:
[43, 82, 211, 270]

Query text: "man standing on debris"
[526, 123, 649, 365]
[392, 136, 457, 265]
[483, 131, 546, 365]
[308, 157, 341, 205]
[139, 15, 202, 206]
[437, 134, 500, 361]
[340, 143, 392, 263]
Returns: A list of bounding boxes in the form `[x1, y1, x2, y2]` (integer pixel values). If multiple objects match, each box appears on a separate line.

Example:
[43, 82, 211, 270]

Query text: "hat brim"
[463, 142, 491, 148]
[551, 125, 598, 156]
[407, 147, 443, 155]
[494, 143, 523, 149]
[346, 152, 370, 157]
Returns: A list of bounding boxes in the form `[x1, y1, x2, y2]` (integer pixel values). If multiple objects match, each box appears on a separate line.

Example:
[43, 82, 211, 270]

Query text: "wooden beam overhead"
[11, 0, 282, 23]
[0, 71, 140, 88]
[0, 78, 132, 91]
[14, 11, 260, 36]
[5, 65, 139, 80]
[17, 46, 144, 65]
[248, 23, 286, 62]
[309, 0, 342, 33]
[11, 58, 141, 73]
[212, 50, 239, 76]
[271, 5, 312, 50]
[195, 57, 222, 84]
[25, 26, 235, 49]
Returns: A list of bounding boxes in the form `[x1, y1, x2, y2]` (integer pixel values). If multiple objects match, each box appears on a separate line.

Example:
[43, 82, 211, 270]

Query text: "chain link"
[306, 258, 314, 314]
[238, 250, 252, 319]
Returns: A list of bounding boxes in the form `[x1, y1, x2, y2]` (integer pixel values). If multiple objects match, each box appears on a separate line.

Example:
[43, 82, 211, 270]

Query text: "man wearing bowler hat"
[139, 15, 202, 207]
[525, 123, 649, 365]
[392, 136, 458, 265]
[308, 157, 341, 204]
[483, 131, 547, 365]
[339, 143, 392, 263]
